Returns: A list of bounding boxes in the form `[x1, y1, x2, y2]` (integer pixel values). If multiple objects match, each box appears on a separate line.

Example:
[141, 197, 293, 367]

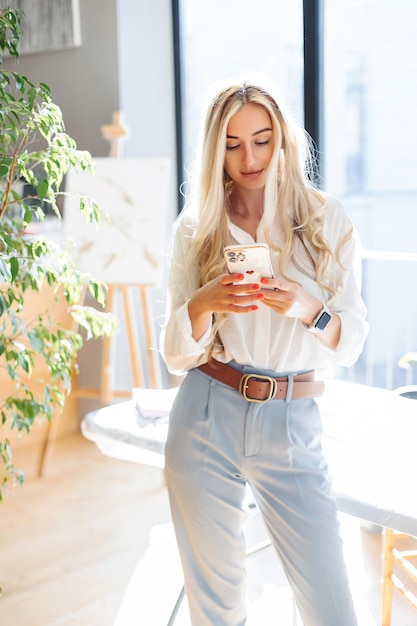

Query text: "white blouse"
[161, 194, 369, 379]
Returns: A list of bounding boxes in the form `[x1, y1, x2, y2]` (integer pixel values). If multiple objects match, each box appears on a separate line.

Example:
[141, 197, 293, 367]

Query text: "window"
[178, 0, 304, 179]
[323, 0, 417, 388]
[176, 0, 417, 389]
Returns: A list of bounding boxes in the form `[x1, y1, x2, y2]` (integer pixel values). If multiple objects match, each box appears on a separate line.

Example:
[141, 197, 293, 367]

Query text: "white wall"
[117, 0, 178, 222]
[3, 0, 178, 202]
[3, 0, 120, 156]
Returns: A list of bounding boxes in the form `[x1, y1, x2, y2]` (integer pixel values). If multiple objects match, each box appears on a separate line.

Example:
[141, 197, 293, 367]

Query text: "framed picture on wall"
[4, 0, 81, 55]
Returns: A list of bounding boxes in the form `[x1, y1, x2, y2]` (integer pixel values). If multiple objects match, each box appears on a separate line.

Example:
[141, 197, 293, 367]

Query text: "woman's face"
[224, 102, 274, 192]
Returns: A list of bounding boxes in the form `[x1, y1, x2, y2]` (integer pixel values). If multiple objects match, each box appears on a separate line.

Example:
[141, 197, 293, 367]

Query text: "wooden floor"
[0, 430, 416, 626]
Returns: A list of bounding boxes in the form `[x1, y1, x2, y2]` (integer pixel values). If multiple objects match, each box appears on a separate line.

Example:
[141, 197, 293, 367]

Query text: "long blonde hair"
[184, 75, 351, 296]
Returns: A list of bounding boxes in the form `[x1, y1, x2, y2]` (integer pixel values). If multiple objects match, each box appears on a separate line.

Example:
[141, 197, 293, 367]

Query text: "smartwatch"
[303, 304, 332, 334]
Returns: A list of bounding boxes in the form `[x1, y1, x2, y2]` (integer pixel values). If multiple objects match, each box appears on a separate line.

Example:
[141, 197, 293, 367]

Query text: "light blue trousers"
[164, 364, 358, 626]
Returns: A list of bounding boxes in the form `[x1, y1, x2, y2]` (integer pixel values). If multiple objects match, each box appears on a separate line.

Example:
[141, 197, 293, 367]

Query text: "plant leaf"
[9, 256, 18, 281]
[36, 178, 49, 200]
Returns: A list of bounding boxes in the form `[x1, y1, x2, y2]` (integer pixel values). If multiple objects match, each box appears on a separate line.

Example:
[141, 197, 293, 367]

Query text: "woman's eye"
[256, 140, 270, 146]
[226, 144, 239, 151]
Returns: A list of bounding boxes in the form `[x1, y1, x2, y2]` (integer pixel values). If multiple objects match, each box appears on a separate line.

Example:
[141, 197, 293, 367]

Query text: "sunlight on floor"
[339, 514, 380, 626]
[113, 523, 184, 626]
[112, 513, 380, 626]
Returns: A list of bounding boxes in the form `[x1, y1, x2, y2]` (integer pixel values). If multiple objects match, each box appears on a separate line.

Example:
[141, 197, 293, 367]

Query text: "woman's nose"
[242, 145, 255, 167]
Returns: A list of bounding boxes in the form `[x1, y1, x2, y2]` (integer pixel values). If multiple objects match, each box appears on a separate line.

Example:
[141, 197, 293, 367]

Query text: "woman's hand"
[259, 277, 322, 324]
[188, 273, 264, 341]
[259, 277, 341, 350]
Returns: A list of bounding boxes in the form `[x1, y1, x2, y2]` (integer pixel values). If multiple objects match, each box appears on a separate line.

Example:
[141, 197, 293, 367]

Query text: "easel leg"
[100, 285, 116, 404]
[121, 286, 144, 388]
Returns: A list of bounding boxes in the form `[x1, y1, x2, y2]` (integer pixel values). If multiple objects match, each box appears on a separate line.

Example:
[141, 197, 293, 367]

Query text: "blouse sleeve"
[160, 216, 214, 375]
[321, 198, 369, 367]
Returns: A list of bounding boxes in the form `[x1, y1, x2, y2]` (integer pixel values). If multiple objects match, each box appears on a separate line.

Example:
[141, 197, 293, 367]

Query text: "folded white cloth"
[132, 387, 179, 424]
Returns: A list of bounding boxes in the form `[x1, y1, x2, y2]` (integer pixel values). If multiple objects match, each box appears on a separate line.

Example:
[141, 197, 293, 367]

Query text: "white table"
[81, 379, 417, 535]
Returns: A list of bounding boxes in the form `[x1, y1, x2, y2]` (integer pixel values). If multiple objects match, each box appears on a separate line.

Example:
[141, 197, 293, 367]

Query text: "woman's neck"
[228, 189, 264, 239]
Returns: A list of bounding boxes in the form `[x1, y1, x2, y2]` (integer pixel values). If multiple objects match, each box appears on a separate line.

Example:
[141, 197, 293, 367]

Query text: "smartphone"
[224, 243, 274, 287]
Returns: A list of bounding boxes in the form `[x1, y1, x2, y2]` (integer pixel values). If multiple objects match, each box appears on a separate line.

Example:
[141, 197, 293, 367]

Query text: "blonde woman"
[161, 76, 368, 625]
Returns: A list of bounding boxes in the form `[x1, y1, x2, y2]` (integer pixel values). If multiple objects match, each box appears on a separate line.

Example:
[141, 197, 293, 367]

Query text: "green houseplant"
[0, 8, 117, 498]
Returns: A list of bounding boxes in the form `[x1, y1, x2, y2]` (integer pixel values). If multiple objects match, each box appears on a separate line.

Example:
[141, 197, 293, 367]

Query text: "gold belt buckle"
[239, 373, 278, 403]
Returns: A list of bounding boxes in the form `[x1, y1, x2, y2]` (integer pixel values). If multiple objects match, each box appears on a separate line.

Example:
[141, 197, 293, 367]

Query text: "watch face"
[316, 311, 331, 331]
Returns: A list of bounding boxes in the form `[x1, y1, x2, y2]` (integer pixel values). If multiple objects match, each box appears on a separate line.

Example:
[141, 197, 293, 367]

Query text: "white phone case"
[224, 243, 274, 287]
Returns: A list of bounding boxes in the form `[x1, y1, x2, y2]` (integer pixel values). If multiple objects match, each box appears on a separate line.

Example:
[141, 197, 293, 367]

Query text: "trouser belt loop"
[285, 374, 294, 403]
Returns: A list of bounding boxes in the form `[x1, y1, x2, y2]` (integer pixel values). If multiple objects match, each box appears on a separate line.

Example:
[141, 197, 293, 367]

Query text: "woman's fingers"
[213, 273, 265, 312]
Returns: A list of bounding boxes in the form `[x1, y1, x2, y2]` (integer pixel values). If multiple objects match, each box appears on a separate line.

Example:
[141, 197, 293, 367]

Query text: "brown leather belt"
[197, 359, 324, 403]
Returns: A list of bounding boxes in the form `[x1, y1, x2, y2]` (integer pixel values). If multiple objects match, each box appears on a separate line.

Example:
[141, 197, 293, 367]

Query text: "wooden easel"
[101, 110, 129, 158]
[74, 114, 163, 403]
[100, 283, 163, 403]
[74, 283, 163, 403]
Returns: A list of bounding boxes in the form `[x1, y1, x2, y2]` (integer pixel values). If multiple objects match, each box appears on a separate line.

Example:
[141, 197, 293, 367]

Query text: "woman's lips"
[241, 169, 263, 179]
